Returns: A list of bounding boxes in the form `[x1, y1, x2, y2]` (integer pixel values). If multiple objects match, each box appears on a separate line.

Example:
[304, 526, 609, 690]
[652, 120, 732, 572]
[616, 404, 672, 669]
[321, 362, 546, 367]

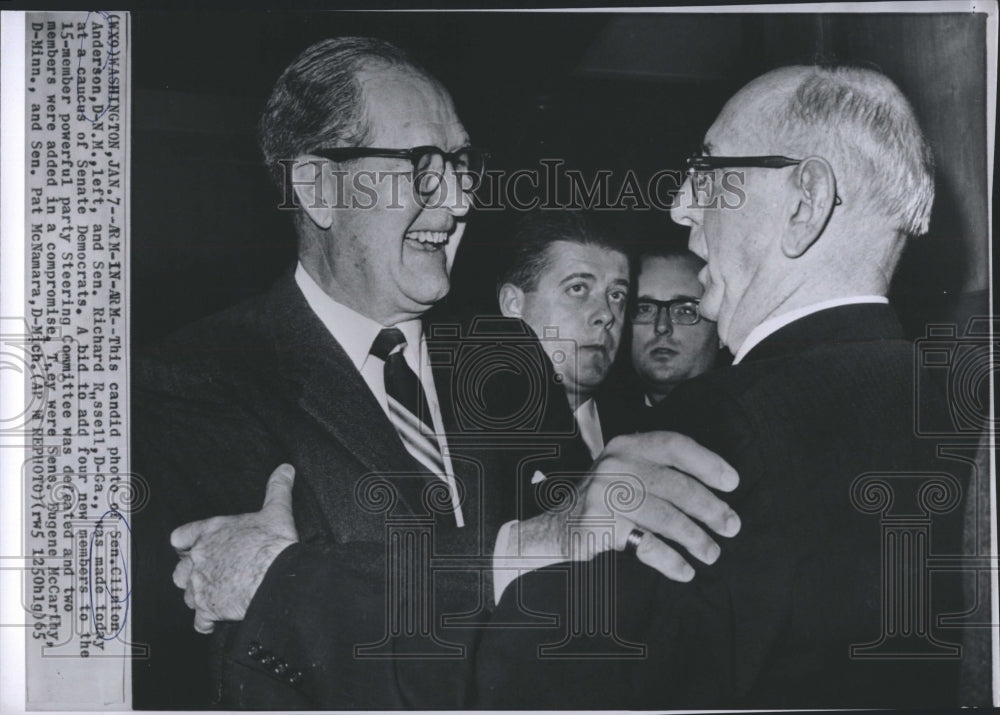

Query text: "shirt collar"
[573, 397, 604, 459]
[732, 295, 889, 365]
[295, 262, 424, 369]
[573, 397, 598, 422]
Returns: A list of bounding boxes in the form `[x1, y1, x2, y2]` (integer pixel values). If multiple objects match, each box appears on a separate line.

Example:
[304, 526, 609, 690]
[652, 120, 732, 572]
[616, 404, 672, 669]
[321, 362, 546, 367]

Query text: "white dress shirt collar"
[574, 397, 605, 459]
[294, 262, 465, 527]
[732, 295, 889, 365]
[294, 263, 423, 371]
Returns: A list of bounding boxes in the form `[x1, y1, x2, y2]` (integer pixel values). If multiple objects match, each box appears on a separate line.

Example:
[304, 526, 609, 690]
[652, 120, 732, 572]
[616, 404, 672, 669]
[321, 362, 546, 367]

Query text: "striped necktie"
[370, 327, 447, 479]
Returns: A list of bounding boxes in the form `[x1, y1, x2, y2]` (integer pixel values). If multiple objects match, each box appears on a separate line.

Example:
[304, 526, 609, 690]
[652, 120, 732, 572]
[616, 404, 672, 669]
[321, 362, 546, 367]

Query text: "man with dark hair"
[133, 37, 741, 709]
[602, 244, 721, 437]
[476, 64, 968, 709]
[497, 210, 630, 457]
[629, 246, 718, 407]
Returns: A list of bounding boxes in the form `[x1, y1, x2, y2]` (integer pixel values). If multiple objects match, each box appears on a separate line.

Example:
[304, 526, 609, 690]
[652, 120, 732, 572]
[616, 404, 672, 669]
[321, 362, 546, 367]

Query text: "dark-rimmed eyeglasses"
[311, 145, 488, 197]
[684, 154, 842, 207]
[631, 298, 703, 326]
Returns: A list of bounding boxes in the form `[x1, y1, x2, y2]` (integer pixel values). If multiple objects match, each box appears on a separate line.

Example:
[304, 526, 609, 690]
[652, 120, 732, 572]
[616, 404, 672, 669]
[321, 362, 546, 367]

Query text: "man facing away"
[132, 37, 741, 709]
[475, 64, 969, 709]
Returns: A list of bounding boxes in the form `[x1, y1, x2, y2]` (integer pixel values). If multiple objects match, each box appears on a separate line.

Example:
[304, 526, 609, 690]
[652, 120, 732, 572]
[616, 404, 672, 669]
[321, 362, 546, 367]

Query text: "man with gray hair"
[476, 64, 968, 709]
[133, 37, 741, 709]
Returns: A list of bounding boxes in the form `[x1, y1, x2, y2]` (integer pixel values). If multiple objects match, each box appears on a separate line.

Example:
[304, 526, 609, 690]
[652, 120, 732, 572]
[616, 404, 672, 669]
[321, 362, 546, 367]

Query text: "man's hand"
[510, 432, 740, 582]
[170, 464, 299, 634]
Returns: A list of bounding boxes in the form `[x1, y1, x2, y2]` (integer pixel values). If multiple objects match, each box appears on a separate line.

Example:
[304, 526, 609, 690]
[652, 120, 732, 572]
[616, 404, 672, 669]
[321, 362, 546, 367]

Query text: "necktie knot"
[371, 327, 407, 361]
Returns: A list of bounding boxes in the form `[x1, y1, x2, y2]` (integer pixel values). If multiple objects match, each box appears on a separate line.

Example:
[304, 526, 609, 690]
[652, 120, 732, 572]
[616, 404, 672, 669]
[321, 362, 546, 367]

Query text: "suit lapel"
[257, 274, 430, 517]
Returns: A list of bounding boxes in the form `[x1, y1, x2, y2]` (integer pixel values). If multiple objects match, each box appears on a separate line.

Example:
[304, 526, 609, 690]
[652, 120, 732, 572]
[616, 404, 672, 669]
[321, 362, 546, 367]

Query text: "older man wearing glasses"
[476, 64, 968, 709]
[132, 37, 742, 710]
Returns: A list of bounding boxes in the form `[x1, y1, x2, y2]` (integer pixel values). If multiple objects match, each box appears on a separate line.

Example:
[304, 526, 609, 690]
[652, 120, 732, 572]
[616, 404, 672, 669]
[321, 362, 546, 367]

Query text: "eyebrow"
[559, 272, 596, 285]
[610, 278, 630, 288]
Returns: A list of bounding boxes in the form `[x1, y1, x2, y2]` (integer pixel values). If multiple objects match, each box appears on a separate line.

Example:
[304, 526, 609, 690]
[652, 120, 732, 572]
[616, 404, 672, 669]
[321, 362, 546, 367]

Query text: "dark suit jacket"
[596, 380, 652, 440]
[475, 303, 969, 709]
[131, 275, 590, 709]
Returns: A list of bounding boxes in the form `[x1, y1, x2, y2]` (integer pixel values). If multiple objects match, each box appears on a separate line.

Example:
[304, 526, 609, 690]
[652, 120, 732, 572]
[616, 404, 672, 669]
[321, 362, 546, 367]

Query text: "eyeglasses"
[631, 298, 703, 326]
[684, 154, 842, 207]
[311, 145, 489, 198]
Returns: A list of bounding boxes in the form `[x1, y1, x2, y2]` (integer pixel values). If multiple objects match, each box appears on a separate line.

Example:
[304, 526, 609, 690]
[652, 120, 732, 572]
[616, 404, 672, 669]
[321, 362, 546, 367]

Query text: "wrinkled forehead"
[358, 66, 468, 147]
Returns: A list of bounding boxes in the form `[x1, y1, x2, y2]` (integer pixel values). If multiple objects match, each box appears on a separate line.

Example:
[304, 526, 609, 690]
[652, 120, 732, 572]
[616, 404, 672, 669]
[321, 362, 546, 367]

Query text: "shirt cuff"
[491, 517, 573, 604]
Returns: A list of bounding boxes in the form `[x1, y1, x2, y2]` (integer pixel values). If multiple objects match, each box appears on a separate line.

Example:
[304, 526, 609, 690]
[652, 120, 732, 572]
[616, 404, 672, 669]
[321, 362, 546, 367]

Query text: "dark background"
[131, 11, 991, 346]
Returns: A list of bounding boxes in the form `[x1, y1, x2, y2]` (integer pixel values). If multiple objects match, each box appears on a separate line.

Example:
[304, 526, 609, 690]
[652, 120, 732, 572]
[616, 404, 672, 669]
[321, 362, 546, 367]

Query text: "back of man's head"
[258, 37, 432, 190]
[497, 210, 627, 297]
[752, 64, 935, 241]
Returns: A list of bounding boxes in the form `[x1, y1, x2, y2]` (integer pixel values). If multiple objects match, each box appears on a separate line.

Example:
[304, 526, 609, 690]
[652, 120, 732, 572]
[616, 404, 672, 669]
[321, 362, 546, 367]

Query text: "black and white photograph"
[0, 3, 996, 712]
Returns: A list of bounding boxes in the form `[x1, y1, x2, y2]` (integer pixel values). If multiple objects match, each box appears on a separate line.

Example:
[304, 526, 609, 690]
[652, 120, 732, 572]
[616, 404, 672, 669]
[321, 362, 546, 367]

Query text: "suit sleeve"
[131, 353, 287, 708]
[221, 518, 494, 709]
[133, 354, 387, 708]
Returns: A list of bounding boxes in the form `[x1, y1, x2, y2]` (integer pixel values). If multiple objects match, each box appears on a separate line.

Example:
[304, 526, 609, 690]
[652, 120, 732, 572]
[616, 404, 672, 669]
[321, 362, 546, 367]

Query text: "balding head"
[725, 65, 934, 239]
[671, 65, 934, 353]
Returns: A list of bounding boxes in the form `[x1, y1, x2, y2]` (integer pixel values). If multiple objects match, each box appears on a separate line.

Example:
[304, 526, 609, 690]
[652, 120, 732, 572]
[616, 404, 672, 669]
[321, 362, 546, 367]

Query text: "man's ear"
[498, 283, 524, 318]
[784, 156, 837, 258]
[291, 156, 335, 230]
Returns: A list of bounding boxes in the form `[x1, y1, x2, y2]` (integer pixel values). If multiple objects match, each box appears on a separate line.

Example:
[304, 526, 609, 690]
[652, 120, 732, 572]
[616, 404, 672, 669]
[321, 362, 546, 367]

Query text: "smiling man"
[290, 68, 473, 322]
[132, 38, 742, 710]
[132, 37, 479, 708]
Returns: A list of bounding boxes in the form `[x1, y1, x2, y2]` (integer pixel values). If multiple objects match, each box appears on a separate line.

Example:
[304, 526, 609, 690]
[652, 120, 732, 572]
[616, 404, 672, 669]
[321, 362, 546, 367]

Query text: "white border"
[1, 11, 28, 715]
[987, 1, 999, 704]
[0, 2, 996, 711]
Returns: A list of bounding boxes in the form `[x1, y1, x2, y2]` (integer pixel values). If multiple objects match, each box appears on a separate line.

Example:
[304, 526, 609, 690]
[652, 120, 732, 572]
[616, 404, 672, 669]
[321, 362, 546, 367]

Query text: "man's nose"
[670, 175, 699, 228]
[434, 163, 472, 218]
[654, 309, 673, 336]
[591, 296, 615, 329]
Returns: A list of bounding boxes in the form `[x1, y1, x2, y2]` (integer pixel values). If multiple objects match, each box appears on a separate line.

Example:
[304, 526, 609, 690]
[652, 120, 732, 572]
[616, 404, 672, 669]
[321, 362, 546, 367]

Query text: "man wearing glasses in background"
[608, 245, 721, 436]
[132, 37, 742, 709]
[476, 64, 969, 709]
